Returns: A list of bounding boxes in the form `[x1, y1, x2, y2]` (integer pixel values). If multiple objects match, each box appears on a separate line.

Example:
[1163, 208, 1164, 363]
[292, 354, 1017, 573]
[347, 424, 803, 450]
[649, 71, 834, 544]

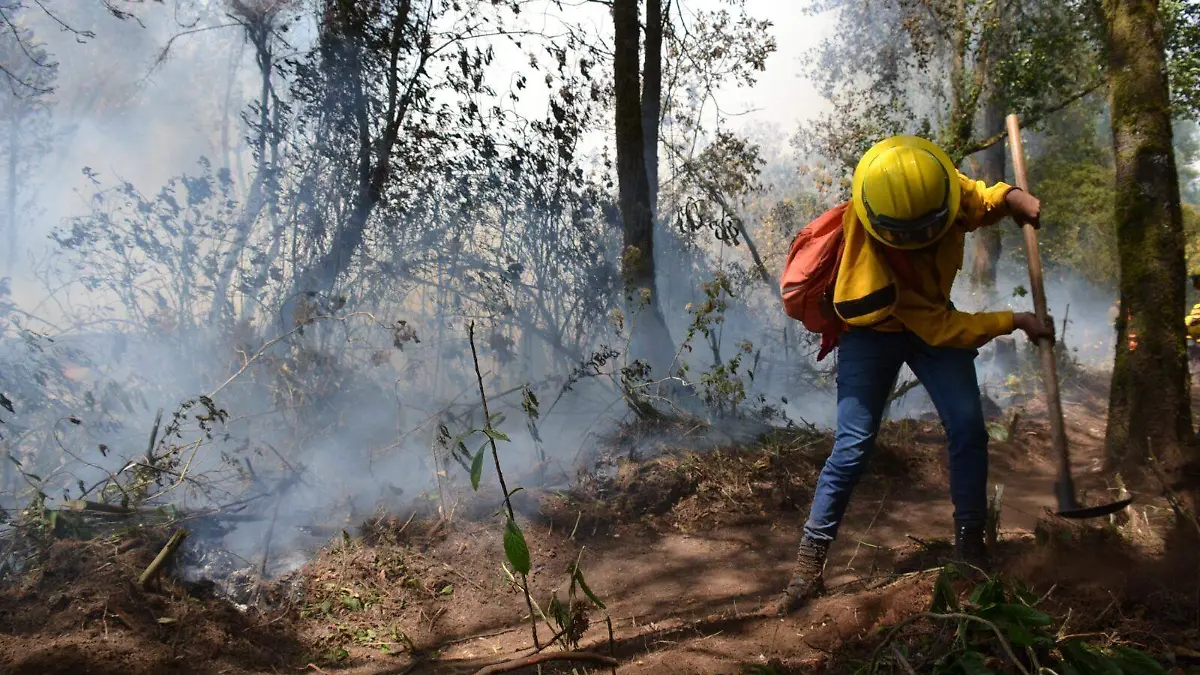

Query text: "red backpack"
[780, 203, 849, 361]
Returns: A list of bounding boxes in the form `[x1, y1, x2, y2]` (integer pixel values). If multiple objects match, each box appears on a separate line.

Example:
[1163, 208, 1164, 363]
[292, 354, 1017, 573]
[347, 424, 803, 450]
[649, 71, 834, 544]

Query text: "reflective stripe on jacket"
[833, 172, 1016, 349]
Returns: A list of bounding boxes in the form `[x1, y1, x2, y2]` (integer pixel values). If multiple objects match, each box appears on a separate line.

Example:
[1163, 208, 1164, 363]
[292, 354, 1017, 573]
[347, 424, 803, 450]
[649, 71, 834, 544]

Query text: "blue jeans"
[803, 329, 989, 543]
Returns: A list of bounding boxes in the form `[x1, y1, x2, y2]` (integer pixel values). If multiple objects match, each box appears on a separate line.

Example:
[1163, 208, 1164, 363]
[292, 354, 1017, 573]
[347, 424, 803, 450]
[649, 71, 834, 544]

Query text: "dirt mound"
[0, 530, 304, 675]
[541, 424, 954, 539]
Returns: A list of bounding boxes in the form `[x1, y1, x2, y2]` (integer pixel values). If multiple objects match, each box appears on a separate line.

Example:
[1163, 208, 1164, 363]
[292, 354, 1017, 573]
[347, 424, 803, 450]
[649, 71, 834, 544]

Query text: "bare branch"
[959, 82, 1103, 160]
[29, 0, 96, 40]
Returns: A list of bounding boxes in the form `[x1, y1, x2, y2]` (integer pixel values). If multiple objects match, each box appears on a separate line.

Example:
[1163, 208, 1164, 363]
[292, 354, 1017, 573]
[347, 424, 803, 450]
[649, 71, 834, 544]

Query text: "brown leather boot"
[773, 536, 829, 616]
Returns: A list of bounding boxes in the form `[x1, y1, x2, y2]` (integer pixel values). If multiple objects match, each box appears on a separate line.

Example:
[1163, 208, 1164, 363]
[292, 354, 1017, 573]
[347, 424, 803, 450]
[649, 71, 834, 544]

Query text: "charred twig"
[60, 500, 137, 515]
[906, 535, 934, 550]
[469, 651, 620, 675]
[891, 643, 919, 675]
[847, 487, 888, 571]
[441, 562, 486, 592]
[887, 378, 922, 405]
[145, 408, 163, 463]
[1148, 447, 1200, 540]
[138, 529, 188, 590]
[425, 625, 527, 651]
[607, 615, 617, 675]
[259, 462, 305, 580]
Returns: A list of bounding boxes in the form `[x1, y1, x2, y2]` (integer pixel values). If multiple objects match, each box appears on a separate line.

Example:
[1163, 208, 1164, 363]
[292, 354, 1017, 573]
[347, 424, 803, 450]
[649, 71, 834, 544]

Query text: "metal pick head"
[1056, 497, 1134, 520]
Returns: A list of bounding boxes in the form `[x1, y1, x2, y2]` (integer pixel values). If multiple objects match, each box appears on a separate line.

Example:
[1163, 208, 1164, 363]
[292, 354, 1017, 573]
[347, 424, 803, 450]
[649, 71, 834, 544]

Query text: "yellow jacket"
[833, 172, 1016, 349]
[1187, 303, 1200, 340]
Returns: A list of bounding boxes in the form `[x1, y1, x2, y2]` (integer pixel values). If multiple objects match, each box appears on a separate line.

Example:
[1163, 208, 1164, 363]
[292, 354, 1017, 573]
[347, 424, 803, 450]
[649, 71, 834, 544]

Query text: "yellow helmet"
[852, 136, 960, 249]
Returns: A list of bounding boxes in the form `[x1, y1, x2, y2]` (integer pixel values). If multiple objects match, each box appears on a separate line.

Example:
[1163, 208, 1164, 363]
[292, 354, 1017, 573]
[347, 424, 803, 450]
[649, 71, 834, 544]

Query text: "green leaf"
[488, 413, 506, 427]
[955, 651, 996, 675]
[572, 566, 606, 609]
[341, 595, 363, 611]
[1000, 622, 1037, 647]
[1060, 640, 1123, 675]
[521, 388, 539, 420]
[1109, 646, 1166, 675]
[503, 518, 531, 575]
[930, 565, 961, 613]
[985, 603, 1052, 627]
[484, 427, 510, 442]
[968, 578, 1005, 606]
[439, 584, 454, 596]
[470, 446, 486, 491]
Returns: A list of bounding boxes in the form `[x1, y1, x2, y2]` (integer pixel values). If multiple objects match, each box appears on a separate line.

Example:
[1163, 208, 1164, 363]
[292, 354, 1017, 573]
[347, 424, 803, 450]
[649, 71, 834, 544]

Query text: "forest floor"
[2, 368, 1199, 674]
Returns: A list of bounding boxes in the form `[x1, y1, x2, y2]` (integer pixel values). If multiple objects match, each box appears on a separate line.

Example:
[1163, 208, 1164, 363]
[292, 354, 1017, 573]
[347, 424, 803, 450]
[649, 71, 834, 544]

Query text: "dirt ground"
[1, 369, 1198, 674]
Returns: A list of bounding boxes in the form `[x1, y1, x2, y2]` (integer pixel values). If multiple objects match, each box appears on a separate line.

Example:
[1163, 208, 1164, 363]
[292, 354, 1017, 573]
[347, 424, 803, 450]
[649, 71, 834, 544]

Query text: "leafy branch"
[863, 565, 1165, 675]
[465, 321, 612, 664]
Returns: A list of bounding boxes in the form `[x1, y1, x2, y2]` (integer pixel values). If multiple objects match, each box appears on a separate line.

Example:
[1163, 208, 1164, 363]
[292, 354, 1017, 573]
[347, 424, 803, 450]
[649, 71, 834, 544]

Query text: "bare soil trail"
[0, 370, 1195, 675]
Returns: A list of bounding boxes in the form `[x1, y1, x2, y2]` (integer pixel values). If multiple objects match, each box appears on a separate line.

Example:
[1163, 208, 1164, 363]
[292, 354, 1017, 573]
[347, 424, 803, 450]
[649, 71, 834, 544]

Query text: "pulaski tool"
[1007, 113, 1133, 519]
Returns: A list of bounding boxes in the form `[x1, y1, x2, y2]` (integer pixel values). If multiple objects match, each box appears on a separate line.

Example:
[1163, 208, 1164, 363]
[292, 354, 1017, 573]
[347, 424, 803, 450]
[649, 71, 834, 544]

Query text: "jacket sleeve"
[892, 288, 1015, 349]
[957, 172, 1015, 232]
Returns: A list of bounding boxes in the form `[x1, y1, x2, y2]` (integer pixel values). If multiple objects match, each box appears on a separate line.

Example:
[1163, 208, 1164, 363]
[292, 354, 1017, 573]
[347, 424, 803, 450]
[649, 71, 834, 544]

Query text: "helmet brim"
[852, 136, 961, 250]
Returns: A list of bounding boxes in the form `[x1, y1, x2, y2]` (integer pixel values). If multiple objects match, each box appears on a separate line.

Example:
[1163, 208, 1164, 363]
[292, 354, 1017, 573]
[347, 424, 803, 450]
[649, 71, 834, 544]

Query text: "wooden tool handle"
[1006, 114, 1073, 488]
[1006, 116, 1050, 326]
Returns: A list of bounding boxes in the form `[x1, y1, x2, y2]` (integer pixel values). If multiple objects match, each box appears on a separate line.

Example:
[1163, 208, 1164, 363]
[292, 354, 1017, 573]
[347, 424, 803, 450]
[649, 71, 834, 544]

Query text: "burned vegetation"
[0, 0, 1199, 674]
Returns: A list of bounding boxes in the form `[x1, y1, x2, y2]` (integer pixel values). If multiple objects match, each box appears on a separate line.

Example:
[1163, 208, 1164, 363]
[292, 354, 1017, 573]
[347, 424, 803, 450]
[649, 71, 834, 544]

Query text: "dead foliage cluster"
[547, 426, 831, 534]
[550, 418, 960, 537]
[295, 529, 432, 663]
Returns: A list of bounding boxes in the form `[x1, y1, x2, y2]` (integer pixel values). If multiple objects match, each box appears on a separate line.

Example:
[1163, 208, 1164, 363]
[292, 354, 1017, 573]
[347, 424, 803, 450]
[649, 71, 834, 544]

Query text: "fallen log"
[138, 528, 188, 590]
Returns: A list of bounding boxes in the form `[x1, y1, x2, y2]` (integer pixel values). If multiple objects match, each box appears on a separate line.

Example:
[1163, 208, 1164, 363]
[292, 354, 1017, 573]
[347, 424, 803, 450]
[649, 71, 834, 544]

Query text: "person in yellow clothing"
[1187, 273, 1200, 359]
[776, 136, 1053, 616]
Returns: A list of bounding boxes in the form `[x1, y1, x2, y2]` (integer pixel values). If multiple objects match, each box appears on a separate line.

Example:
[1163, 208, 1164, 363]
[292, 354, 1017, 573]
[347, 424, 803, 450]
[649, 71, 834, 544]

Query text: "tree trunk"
[614, 0, 674, 375]
[945, 0, 973, 159]
[295, 0, 414, 300]
[641, 0, 664, 219]
[969, 94, 1006, 292]
[1103, 0, 1193, 474]
[6, 115, 18, 270]
[211, 30, 273, 324]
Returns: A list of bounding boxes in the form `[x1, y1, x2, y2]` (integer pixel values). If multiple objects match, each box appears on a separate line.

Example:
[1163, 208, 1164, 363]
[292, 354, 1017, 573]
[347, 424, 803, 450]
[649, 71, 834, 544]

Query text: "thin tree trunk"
[642, 0, 664, 219]
[211, 32, 272, 324]
[614, 0, 674, 375]
[219, 42, 243, 196]
[6, 115, 18, 270]
[297, 0, 416, 297]
[969, 95, 1006, 292]
[946, 0, 973, 159]
[1103, 0, 1192, 474]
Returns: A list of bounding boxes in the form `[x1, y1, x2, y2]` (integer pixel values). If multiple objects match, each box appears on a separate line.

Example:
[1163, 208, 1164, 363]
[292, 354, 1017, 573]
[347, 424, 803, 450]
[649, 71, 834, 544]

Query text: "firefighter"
[1188, 273, 1200, 360]
[775, 136, 1053, 616]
